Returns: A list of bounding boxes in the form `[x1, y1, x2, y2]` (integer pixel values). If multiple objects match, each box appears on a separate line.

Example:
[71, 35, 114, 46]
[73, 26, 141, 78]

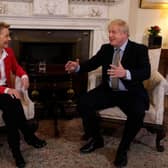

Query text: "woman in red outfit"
[0, 22, 47, 168]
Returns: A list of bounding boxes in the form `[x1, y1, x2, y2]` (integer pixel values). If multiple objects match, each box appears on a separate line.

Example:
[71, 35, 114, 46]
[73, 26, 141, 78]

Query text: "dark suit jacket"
[79, 40, 151, 109]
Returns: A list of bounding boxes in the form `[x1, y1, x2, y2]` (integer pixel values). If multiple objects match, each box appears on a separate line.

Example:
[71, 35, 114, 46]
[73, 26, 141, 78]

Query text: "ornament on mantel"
[148, 25, 162, 49]
[0, 2, 7, 14]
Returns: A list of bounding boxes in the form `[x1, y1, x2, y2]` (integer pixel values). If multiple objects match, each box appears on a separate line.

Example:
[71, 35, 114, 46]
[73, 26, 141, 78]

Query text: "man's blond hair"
[0, 22, 10, 32]
[108, 19, 129, 36]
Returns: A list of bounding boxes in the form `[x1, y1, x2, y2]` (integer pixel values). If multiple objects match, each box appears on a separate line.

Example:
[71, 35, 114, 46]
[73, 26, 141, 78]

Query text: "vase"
[148, 35, 162, 49]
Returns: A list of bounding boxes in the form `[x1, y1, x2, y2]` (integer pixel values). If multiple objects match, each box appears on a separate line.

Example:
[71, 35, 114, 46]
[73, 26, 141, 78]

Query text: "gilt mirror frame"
[140, 0, 168, 9]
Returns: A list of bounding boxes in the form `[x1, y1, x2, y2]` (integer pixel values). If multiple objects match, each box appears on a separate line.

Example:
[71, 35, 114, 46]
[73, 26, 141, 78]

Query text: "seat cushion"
[98, 104, 157, 125]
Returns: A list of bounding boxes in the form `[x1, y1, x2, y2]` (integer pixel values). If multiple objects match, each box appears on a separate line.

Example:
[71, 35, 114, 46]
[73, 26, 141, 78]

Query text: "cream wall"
[109, 0, 168, 49]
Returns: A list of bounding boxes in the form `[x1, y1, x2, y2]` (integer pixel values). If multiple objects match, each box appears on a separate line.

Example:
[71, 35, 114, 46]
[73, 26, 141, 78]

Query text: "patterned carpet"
[0, 119, 168, 168]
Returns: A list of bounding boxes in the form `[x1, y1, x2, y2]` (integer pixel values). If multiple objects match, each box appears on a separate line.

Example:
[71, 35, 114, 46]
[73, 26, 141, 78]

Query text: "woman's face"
[0, 28, 11, 49]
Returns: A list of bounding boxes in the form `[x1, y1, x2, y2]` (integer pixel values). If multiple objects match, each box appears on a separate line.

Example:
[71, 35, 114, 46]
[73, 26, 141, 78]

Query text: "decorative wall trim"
[33, 0, 69, 16]
[0, 2, 7, 14]
[1, 0, 32, 2]
[3, 0, 122, 4]
[70, 0, 122, 4]
[69, 4, 108, 18]
[0, 0, 110, 18]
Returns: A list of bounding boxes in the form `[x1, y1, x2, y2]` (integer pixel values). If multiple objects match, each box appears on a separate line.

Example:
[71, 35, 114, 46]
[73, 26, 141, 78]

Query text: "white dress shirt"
[109, 40, 131, 90]
[0, 49, 7, 86]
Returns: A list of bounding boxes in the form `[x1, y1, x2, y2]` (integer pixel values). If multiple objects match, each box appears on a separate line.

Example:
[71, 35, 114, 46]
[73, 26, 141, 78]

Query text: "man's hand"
[21, 77, 29, 90]
[65, 59, 79, 73]
[7, 88, 21, 99]
[107, 62, 126, 78]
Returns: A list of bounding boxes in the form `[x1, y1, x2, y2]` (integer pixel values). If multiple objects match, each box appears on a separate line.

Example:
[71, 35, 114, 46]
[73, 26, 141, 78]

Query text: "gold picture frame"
[140, 0, 168, 9]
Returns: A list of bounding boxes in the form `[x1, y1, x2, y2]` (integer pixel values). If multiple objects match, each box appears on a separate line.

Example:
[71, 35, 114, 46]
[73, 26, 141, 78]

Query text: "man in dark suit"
[65, 19, 150, 167]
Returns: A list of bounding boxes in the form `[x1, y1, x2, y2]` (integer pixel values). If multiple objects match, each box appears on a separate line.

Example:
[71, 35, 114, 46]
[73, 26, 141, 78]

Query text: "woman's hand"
[21, 77, 29, 90]
[7, 88, 21, 99]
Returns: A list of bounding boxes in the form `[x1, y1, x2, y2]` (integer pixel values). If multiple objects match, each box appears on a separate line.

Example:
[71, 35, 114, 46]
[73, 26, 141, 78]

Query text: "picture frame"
[140, 0, 168, 9]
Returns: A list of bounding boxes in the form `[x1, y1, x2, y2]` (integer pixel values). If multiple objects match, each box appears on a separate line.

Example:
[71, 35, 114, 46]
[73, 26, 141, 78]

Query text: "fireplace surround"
[10, 29, 91, 118]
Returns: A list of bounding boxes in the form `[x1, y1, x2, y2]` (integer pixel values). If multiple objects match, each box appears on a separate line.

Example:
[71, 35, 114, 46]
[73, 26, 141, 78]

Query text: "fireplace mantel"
[3, 16, 108, 30]
[3, 16, 109, 57]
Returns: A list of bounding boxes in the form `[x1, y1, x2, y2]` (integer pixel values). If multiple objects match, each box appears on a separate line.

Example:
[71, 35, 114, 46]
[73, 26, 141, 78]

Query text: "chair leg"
[156, 127, 166, 152]
[146, 125, 166, 152]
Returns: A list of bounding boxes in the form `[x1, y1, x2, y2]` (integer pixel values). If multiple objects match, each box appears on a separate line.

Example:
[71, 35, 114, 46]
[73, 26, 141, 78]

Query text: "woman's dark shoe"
[25, 135, 47, 148]
[12, 148, 26, 168]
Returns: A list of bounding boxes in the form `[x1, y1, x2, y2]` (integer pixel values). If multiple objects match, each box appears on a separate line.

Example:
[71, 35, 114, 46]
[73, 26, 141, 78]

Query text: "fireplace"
[10, 29, 91, 118]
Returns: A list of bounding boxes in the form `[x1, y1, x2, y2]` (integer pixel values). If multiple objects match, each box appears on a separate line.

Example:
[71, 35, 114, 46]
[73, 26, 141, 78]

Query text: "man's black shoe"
[80, 137, 104, 153]
[12, 149, 26, 168]
[25, 135, 47, 148]
[113, 150, 128, 167]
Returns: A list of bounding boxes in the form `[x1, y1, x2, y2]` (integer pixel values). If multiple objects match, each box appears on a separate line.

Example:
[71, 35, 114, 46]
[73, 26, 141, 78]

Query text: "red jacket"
[0, 48, 27, 94]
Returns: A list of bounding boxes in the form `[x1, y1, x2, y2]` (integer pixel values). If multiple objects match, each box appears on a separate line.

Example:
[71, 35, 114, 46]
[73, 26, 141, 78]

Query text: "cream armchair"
[88, 48, 168, 152]
[0, 76, 35, 127]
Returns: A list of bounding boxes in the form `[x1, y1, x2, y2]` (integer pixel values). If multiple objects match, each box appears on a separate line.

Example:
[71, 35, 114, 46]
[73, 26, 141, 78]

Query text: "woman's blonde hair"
[0, 22, 10, 32]
[108, 19, 129, 36]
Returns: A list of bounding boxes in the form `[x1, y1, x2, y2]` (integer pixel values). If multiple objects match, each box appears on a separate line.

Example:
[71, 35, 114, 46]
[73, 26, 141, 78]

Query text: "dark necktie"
[111, 48, 120, 90]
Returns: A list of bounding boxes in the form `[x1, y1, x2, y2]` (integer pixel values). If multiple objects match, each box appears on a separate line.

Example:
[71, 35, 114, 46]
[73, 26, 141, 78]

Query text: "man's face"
[0, 28, 11, 49]
[108, 24, 128, 47]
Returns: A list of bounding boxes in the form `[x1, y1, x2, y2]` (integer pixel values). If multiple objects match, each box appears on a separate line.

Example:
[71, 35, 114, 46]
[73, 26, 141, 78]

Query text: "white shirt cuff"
[4, 88, 10, 94]
[125, 70, 131, 80]
[75, 65, 80, 72]
[21, 74, 28, 79]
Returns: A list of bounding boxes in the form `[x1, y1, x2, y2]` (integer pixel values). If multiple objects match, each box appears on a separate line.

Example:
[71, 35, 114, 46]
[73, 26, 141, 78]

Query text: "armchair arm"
[145, 71, 168, 125]
[15, 76, 35, 120]
[88, 70, 102, 91]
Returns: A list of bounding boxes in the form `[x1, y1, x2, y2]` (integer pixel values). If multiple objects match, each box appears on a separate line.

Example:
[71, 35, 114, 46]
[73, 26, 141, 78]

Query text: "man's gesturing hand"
[65, 59, 79, 73]
[107, 62, 126, 78]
